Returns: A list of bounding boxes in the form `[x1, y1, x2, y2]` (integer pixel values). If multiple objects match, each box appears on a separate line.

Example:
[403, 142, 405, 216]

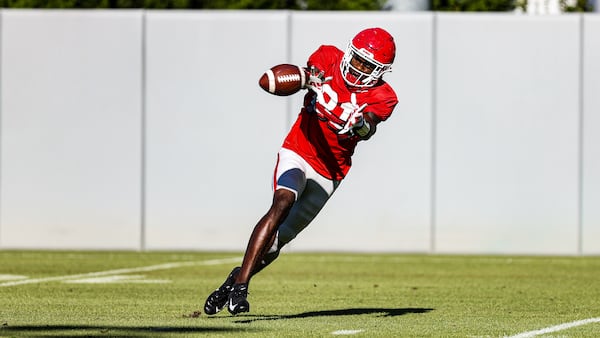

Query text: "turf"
[1, 251, 599, 337]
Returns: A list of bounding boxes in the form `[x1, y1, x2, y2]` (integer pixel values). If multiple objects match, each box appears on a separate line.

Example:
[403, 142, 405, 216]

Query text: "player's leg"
[276, 176, 337, 248]
[226, 149, 307, 315]
[205, 192, 295, 315]
[234, 149, 308, 286]
[207, 148, 337, 315]
[205, 189, 295, 315]
[229, 151, 338, 311]
[225, 172, 337, 314]
[204, 151, 301, 316]
[235, 188, 296, 284]
[227, 183, 336, 315]
[226, 188, 294, 315]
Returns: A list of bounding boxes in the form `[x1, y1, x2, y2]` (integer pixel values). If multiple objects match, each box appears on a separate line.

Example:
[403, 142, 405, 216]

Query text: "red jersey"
[282, 45, 398, 181]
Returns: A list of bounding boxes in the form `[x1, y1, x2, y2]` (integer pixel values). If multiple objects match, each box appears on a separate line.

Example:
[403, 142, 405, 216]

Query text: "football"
[258, 64, 306, 96]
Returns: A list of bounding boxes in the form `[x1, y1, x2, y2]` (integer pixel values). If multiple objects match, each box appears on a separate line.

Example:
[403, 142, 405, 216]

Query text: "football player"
[204, 27, 398, 315]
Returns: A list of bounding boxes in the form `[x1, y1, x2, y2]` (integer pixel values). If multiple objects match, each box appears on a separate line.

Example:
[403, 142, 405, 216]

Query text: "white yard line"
[505, 317, 600, 338]
[331, 329, 364, 335]
[63, 275, 171, 284]
[0, 274, 28, 281]
[0, 256, 241, 287]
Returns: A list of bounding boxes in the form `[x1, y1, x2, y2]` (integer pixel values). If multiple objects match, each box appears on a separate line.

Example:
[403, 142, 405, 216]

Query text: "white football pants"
[270, 147, 341, 250]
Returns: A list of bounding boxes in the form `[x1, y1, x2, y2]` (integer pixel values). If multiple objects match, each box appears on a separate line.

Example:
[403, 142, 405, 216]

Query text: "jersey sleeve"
[365, 83, 398, 122]
[306, 45, 343, 74]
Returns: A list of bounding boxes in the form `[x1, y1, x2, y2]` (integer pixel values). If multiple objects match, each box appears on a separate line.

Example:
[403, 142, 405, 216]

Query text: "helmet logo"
[358, 48, 374, 59]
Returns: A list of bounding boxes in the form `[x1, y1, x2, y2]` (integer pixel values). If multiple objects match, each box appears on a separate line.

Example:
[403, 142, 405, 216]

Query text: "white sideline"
[505, 317, 600, 338]
[0, 256, 241, 287]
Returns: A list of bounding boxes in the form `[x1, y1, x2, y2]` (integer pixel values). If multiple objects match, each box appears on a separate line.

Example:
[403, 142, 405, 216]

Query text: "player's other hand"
[338, 94, 368, 135]
[338, 109, 366, 136]
[303, 66, 332, 92]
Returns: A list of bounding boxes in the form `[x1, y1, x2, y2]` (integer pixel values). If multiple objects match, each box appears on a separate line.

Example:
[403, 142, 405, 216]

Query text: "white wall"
[435, 14, 581, 254]
[0, 10, 598, 255]
[0, 10, 143, 249]
[583, 14, 600, 255]
[144, 11, 289, 250]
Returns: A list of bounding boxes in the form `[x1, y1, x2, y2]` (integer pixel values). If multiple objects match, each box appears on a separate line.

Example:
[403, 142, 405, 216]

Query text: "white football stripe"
[277, 74, 300, 83]
[0, 256, 241, 287]
[266, 69, 275, 93]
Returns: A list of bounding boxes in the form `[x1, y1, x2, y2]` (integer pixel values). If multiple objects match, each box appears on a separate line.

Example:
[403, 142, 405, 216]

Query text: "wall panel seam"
[430, 12, 438, 254]
[577, 13, 585, 256]
[140, 10, 147, 252]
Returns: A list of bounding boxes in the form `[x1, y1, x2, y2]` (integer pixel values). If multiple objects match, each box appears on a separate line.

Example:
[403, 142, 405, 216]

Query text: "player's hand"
[303, 66, 332, 92]
[338, 94, 368, 136]
[338, 108, 367, 136]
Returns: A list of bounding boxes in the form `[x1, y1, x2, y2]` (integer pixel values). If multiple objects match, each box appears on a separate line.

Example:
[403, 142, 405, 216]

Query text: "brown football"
[258, 64, 306, 96]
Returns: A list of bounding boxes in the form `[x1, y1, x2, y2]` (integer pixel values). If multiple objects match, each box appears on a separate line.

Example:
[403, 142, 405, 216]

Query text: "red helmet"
[340, 28, 396, 88]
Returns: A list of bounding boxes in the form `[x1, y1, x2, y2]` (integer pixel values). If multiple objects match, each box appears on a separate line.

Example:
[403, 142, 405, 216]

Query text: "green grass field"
[1, 251, 599, 337]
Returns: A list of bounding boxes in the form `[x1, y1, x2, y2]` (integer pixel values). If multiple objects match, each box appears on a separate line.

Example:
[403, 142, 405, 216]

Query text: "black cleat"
[203, 267, 240, 315]
[227, 283, 250, 315]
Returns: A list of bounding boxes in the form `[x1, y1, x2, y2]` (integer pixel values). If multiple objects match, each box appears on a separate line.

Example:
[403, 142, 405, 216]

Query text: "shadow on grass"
[232, 307, 434, 324]
[1, 309, 433, 336]
[0, 324, 250, 337]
